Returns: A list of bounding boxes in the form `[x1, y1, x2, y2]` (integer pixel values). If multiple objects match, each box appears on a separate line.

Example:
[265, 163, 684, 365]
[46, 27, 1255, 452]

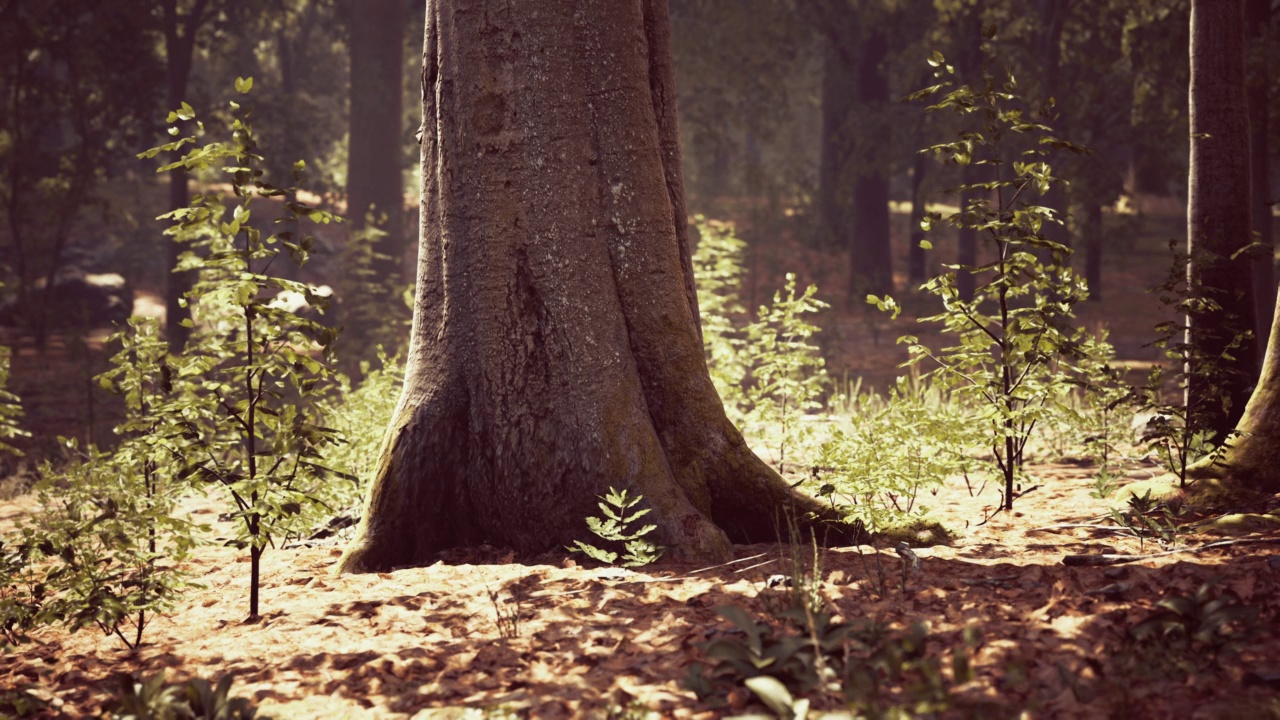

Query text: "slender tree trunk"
[817, 43, 855, 249]
[1084, 202, 1104, 302]
[1248, 0, 1274, 359]
[849, 30, 892, 301]
[958, 166, 977, 301]
[340, 0, 861, 574]
[162, 0, 208, 350]
[907, 152, 928, 285]
[345, 0, 406, 274]
[1037, 0, 1070, 261]
[1187, 0, 1257, 441]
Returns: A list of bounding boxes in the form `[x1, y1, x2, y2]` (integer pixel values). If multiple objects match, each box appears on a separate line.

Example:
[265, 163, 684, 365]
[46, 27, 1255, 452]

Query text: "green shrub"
[314, 350, 404, 514]
[106, 672, 267, 720]
[741, 274, 830, 474]
[692, 218, 829, 471]
[1, 319, 201, 650]
[692, 216, 751, 422]
[814, 374, 983, 533]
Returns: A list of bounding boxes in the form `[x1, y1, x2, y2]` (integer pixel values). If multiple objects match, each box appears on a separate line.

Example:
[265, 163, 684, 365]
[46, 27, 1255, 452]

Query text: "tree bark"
[1209, 286, 1280, 493]
[339, 0, 860, 574]
[1036, 0, 1070, 261]
[162, 0, 209, 350]
[849, 30, 892, 301]
[1247, 0, 1274, 361]
[817, 42, 855, 249]
[957, 166, 977, 302]
[907, 151, 928, 285]
[346, 0, 406, 277]
[1186, 0, 1257, 441]
[1084, 202, 1103, 302]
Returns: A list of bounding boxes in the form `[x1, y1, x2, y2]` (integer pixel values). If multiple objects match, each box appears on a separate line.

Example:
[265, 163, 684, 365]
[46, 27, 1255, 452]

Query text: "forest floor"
[2, 200, 1279, 717]
[2, 459, 1278, 719]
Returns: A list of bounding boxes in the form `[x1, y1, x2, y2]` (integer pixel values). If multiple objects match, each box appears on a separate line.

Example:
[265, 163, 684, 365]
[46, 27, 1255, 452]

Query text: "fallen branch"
[1028, 522, 1123, 534]
[1062, 536, 1280, 567]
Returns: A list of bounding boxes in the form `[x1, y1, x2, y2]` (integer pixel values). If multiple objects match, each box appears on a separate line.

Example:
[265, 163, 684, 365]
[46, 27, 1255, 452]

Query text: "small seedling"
[569, 487, 664, 567]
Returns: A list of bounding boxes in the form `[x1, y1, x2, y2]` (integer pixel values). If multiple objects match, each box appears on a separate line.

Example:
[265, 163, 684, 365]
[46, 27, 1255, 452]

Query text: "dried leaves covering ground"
[2, 463, 1279, 719]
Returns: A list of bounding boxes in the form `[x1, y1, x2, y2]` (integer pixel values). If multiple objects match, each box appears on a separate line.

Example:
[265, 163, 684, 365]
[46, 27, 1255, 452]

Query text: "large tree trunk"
[1248, 0, 1274, 361]
[340, 0, 859, 574]
[1210, 287, 1280, 493]
[849, 30, 892, 301]
[1186, 0, 1257, 441]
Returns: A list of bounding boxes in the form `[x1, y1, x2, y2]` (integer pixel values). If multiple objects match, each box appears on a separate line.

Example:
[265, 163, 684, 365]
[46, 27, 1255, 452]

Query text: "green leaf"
[235, 76, 254, 94]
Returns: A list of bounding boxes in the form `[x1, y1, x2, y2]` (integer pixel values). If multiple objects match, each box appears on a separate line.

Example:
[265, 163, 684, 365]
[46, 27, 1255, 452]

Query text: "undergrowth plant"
[874, 47, 1089, 511]
[692, 216, 750, 423]
[1, 318, 201, 650]
[0, 314, 28, 457]
[315, 349, 404, 512]
[141, 77, 347, 618]
[692, 219, 828, 471]
[743, 274, 829, 474]
[106, 671, 265, 720]
[686, 605, 988, 718]
[1137, 241, 1251, 487]
[333, 211, 413, 373]
[815, 374, 982, 533]
[569, 487, 664, 567]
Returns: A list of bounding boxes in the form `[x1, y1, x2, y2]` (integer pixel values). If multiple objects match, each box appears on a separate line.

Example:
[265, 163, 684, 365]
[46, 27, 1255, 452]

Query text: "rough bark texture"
[1187, 0, 1257, 440]
[1208, 286, 1280, 494]
[340, 0, 859, 574]
[346, 0, 407, 277]
[1247, 0, 1274, 360]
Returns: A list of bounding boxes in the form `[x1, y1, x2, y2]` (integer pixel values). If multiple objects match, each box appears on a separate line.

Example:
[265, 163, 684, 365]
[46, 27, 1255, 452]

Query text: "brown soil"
[2, 461, 1277, 719]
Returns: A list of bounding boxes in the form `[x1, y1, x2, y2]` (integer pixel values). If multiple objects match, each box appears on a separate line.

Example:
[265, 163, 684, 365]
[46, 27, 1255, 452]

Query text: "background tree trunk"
[849, 30, 892, 301]
[817, 42, 856, 249]
[1186, 0, 1257, 441]
[345, 0, 407, 276]
[907, 151, 928, 285]
[957, 165, 976, 301]
[340, 0, 859, 574]
[162, 0, 210, 349]
[1247, 0, 1274, 360]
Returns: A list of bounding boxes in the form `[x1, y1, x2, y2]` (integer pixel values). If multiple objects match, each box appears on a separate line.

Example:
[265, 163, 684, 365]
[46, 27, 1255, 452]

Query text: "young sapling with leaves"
[140, 77, 350, 619]
[871, 42, 1091, 512]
